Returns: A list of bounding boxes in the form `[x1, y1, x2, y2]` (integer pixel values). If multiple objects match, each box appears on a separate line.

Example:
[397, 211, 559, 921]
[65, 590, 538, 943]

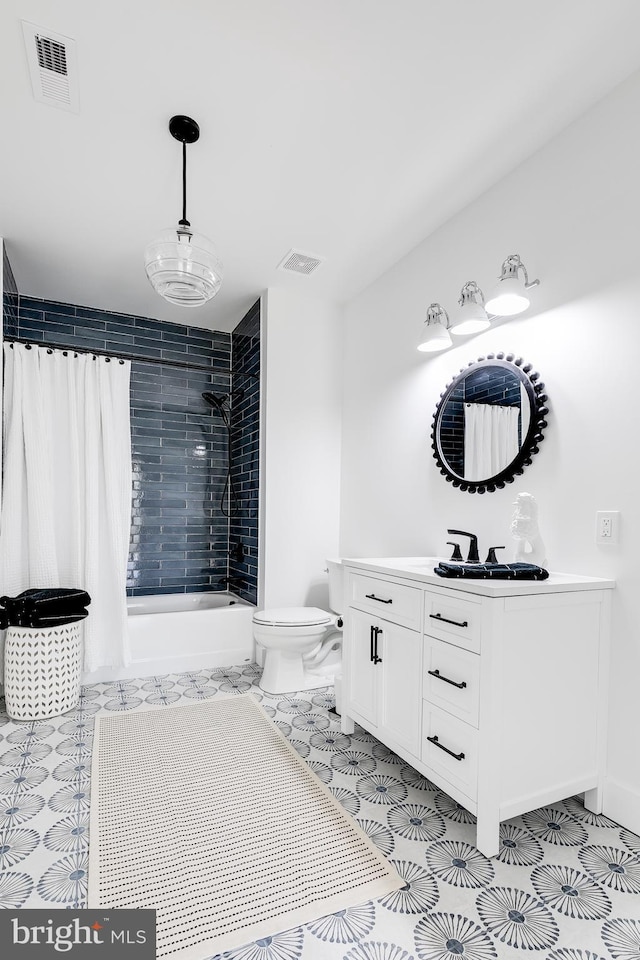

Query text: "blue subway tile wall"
[2, 244, 19, 333]
[7, 296, 237, 597]
[229, 299, 260, 604]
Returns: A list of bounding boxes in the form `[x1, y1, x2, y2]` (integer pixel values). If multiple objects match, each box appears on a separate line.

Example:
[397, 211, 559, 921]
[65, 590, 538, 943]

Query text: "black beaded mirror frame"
[431, 352, 549, 494]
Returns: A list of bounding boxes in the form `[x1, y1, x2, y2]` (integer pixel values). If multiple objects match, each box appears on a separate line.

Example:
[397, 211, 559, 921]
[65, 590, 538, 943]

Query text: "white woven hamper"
[4, 622, 82, 721]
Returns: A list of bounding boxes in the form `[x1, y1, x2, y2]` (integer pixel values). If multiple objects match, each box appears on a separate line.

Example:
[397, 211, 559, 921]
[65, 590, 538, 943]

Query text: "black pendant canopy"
[169, 115, 200, 145]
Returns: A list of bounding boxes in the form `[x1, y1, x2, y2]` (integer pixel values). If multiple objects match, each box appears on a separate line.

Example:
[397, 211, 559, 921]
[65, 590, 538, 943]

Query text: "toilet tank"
[326, 558, 344, 614]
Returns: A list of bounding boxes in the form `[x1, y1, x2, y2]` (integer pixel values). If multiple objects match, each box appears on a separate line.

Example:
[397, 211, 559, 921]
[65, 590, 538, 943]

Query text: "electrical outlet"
[596, 511, 620, 545]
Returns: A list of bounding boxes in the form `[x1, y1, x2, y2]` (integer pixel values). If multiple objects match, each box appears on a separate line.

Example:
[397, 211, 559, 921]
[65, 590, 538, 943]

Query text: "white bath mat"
[89, 693, 402, 960]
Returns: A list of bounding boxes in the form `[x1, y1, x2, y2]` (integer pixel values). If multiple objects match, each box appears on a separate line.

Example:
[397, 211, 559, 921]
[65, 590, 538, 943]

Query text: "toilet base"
[259, 647, 340, 695]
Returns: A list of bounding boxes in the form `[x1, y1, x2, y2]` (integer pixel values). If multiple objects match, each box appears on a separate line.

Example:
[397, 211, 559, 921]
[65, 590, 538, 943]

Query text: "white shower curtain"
[463, 402, 520, 482]
[0, 343, 132, 671]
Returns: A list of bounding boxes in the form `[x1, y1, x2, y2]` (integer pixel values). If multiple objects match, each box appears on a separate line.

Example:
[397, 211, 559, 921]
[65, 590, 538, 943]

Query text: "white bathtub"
[83, 592, 256, 683]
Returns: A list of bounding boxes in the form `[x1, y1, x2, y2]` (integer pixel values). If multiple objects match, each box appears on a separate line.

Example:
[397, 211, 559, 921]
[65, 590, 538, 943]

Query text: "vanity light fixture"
[419, 254, 540, 356]
[484, 254, 539, 317]
[144, 115, 224, 307]
[417, 303, 452, 353]
[450, 281, 491, 336]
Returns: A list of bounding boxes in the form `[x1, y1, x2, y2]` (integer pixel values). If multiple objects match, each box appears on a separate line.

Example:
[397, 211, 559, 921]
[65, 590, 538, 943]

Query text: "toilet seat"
[253, 607, 332, 628]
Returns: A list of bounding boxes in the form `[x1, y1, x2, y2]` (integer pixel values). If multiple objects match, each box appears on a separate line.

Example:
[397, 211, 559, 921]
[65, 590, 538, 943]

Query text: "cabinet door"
[378, 619, 422, 758]
[345, 607, 379, 727]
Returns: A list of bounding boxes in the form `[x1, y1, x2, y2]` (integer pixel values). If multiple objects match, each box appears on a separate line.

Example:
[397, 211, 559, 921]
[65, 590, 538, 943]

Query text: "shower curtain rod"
[4, 336, 258, 380]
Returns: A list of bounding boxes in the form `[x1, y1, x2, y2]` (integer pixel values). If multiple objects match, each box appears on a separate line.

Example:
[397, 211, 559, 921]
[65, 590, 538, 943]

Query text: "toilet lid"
[253, 606, 332, 627]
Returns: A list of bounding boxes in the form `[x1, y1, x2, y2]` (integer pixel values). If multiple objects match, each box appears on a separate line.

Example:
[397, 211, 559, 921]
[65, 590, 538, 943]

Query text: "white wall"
[260, 287, 343, 610]
[341, 69, 640, 832]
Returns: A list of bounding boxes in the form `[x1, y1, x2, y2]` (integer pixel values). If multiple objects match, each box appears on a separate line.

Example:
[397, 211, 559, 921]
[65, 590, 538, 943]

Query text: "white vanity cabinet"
[346, 608, 422, 757]
[340, 558, 614, 857]
[343, 569, 423, 758]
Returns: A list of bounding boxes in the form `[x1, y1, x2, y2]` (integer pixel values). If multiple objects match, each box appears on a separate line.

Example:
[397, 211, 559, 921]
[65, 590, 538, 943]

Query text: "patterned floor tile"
[0, 665, 639, 960]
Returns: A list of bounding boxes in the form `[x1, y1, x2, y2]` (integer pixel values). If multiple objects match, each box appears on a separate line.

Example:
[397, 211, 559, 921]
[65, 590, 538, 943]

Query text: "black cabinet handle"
[366, 593, 393, 604]
[372, 625, 382, 664]
[369, 625, 382, 664]
[427, 669, 467, 690]
[426, 734, 465, 761]
[429, 612, 468, 628]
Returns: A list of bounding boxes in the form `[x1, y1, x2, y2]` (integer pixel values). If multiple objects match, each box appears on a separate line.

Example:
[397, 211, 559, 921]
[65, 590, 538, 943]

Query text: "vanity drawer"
[424, 589, 480, 652]
[349, 573, 422, 630]
[423, 637, 480, 727]
[422, 704, 478, 801]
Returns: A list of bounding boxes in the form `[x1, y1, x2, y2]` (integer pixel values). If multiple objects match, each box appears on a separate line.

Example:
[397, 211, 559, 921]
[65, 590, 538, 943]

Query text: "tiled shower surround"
[1, 246, 18, 331]
[3, 294, 260, 603]
[229, 300, 260, 597]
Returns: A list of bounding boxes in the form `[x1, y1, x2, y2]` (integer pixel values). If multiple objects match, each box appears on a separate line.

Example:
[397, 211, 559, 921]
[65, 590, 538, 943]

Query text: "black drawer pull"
[365, 593, 393, 604]
[427, 734, 465, 761]
[428, 669, 467, 690]
[430, 612, 468, 628]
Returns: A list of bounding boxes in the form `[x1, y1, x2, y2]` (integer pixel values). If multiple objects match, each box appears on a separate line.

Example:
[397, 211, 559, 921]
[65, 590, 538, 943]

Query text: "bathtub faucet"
[218, 576, 244, 589]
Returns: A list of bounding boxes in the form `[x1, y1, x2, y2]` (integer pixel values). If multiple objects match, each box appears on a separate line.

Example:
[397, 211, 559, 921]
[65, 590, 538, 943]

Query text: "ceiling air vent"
[22, 21, 79, 112]
[277, 249, 325, 276]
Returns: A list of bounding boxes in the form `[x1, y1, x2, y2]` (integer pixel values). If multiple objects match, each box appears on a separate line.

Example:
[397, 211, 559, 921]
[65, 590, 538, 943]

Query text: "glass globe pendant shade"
[144, 225, 223, 307]
[484, 275, 530, 317]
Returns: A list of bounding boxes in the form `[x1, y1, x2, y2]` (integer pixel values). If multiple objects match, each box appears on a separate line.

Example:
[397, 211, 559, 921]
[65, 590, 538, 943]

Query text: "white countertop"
[341, 557, 616, 597]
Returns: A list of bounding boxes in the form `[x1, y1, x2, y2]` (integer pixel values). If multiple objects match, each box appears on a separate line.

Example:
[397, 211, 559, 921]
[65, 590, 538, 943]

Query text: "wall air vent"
[277, 249, 325, 276]
[22, 21, 79, 113]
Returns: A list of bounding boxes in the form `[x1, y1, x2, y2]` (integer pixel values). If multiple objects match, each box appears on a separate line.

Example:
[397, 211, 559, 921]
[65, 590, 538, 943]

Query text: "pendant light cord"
[180, 140, 190, 228]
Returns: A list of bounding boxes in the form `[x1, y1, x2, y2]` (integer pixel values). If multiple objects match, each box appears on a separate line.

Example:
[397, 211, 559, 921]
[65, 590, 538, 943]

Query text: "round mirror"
[431, 352, 549, 494]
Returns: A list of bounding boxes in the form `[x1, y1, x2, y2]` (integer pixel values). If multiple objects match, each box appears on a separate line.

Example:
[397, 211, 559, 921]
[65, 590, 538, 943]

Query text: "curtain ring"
[25, 344, 32, 350]
[63, 351, 68, 356]
[47, 349, 53, 354]
[119, 359, 124, 365]
[74, 353, 78, 358]
[106, 357, 111, 362]
[92, 355, 97, 360]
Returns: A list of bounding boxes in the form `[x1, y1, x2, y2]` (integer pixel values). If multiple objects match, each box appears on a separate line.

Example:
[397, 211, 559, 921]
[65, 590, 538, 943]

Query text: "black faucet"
[446, 541, 463, 562]
[218, 576, 244, 590]
[485, 546, 505, 564]
[447, 529, 480, 564]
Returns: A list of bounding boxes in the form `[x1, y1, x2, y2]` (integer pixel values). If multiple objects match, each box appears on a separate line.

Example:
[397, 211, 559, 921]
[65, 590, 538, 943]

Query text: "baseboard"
[604, 777, 640, 835]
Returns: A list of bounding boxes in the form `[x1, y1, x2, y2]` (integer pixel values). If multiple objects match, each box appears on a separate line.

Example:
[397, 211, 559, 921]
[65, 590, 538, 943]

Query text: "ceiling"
[2, 1, 640, 332]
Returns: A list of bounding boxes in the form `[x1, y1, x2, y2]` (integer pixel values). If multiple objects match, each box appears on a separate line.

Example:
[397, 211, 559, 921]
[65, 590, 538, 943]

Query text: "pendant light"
[417, 303, 452, 352]
[484, 254, 539, 317]
[144, 115, 223, 307]
[450, 281, 491, 336]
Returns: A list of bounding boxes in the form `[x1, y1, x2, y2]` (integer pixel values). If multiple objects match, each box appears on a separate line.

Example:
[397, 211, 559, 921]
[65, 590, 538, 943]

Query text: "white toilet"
[253, 559, 343, 695]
